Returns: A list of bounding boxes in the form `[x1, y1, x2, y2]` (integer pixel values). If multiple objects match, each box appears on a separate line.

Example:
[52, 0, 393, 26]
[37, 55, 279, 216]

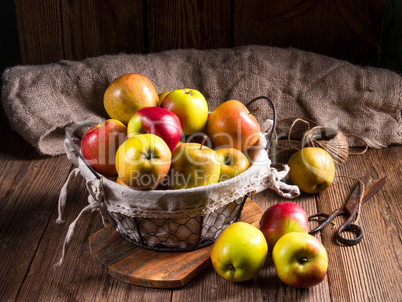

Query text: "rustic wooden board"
[89, 198, 263, 288]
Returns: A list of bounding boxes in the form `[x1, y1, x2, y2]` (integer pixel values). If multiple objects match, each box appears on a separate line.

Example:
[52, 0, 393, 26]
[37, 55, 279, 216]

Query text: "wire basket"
[64, 96, 277, 252]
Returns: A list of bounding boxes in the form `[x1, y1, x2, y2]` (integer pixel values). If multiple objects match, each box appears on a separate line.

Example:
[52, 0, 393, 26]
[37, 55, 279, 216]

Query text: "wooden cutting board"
[89, 198, 263, 288]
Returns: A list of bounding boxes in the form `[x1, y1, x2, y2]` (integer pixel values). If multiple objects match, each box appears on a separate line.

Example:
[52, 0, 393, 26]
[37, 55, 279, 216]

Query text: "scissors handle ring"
[336, 223, 363, 246]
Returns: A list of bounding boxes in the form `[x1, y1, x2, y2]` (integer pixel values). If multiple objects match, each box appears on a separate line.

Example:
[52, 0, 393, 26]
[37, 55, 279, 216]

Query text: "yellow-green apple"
[169, 142, 220, 189]
[211, 222, 268, 282]
[260, 202, 309, 254]
[161, 89, 208, 135]
[104, 73, 159, 124]
[206, 100, 260, 152]
[158, 91, 171, 106]
[272, 232, 328, 288]
[127, 107, 182, 152]
[288, 147, 335, 194]
[81, 119, 127, 177]
[215, 148, 250, 182]
[115, 134, 171, 189]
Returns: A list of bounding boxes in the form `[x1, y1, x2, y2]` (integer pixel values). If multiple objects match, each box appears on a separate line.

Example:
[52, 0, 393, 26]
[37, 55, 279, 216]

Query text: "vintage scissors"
[308, 173, 386, 246]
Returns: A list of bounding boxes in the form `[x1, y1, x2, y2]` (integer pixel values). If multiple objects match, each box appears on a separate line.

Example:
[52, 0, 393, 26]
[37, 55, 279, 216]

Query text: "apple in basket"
[81, 119, 127, 177]
[215, 147, 250, 182]
[260, 202, 309, 254]
[211, 222, 268, 282]
[104, 73, 159, 124]
[161, 89, 209, 135]
[158, 91, 171, 106]
[206, 100, 260, 152]
[115, 134, 171, 189]
[169, 141, 220, 189]
[287, 147, 335, 194]
[127, 106, 182, 152]
[272, 232, 328, 288]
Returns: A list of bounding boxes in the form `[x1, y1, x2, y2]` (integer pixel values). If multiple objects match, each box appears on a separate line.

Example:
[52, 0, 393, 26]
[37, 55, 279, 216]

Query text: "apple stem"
[200, 135, 207, 150]
[249, 107, 261, 115]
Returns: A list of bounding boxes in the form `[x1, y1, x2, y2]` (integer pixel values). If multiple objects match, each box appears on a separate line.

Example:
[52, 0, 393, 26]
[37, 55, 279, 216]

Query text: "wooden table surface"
[0, 129, 401, 302]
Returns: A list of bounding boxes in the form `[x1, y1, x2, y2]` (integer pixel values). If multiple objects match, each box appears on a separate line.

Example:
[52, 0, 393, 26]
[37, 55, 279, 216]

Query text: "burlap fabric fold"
[2, 45, 402, 155]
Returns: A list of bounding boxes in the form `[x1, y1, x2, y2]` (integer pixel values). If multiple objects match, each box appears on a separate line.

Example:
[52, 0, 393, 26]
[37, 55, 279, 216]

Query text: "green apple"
[288, 147, 336, 194]
[115, 134, 171, 189]
[215, 148, 250, 182]
[161, 89, 208, 135]
[104, 73, 159, 124]
[206, 100, 261, 152]
[272, 232, 328, 288]
[211, 222, 268, 282]
[169, 142, 220, 189]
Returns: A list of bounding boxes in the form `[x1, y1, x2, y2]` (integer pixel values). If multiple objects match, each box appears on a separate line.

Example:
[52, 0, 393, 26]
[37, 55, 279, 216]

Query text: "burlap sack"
[2, 45, 401, 155]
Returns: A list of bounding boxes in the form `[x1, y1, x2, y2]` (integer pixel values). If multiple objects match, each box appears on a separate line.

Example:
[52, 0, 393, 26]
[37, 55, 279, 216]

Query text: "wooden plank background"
[14, 0, 385, 66]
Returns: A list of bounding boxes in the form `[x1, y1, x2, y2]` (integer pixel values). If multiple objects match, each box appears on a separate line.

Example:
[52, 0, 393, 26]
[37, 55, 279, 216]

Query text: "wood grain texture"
[233, 0, 385, 66]
[0, 129, 400, 301]
[89, 199, 263, 288]
[0, 131, 74, 301]
[14, 0, 144, 65]
[146, 0, 231, 52]
[13, 0, 384, 66]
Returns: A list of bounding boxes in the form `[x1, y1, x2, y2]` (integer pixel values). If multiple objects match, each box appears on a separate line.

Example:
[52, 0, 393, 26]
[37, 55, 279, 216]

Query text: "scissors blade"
[344, 173, 371, 216]
[362, 176, 387, 204]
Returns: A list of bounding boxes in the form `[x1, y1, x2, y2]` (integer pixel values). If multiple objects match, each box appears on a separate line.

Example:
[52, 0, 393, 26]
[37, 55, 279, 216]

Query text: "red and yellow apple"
[272, 232, 328, 288]
[158, 91, 171, 106]
[104, 73, 159, 124]
[115, 134, 171, 189]
[260, 202, 309, 254]
[80, 119, 127, 177]
[161, 89, 208, 135]
[215, 148, 250, 182]
[206, 100, 260, 152]
[211, 222, 268, 282]
[288, 147, 335, 194]
[169, 142, 220, 189]
[127, 106, 182, 152]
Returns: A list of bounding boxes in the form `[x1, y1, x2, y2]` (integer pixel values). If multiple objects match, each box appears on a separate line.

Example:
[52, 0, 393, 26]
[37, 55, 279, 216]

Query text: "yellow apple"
[115, 134, 171, 189]
[158, 91, 171, 106]
[169, 142, 220, 189]
[288, 147, 335, 194]
[215, 148, 250, 182]
[211, 222, 268, 282]
[161, 89, 208, 135]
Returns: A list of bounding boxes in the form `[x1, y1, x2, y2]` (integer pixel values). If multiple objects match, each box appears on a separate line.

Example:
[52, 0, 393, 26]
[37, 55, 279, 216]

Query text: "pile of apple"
[211, 202, 328, 288]
[80, 73, 261, 189]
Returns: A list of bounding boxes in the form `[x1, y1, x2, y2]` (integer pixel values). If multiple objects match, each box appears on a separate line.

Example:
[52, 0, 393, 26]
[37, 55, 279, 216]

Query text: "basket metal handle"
[245, 96, 277, 151]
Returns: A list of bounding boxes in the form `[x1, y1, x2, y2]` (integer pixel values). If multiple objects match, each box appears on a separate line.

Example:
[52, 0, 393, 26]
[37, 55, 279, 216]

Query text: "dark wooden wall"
[14, 0, 386, 67]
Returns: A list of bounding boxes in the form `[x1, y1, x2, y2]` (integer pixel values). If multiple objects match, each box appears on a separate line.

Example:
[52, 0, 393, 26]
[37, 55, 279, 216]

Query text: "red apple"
[104, 73, 159, 124]
[272, 232, 328, 288]
[127, 107, 182, 152]
[260, 202, 309, 254]
[81, 119, 127, 177]
[206, 100, 260, 152]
